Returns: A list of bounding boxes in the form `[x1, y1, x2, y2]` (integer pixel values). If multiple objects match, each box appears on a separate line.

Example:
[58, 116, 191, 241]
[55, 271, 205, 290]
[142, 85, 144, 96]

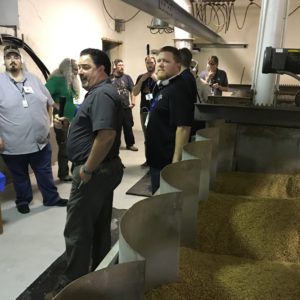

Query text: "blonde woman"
[46, 58, 80, 181]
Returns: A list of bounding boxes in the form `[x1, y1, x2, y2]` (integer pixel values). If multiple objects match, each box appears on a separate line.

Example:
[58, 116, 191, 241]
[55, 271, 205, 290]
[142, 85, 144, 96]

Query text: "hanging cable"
[232, 1, 260, 30]
[191, 0, 261, 33]
[102, 0, 140, 23]
[288, 5, 300, 17]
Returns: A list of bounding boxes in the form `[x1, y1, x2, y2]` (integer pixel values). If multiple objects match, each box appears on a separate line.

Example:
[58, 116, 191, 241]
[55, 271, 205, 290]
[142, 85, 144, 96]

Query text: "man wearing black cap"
[0, 45, 67, 213]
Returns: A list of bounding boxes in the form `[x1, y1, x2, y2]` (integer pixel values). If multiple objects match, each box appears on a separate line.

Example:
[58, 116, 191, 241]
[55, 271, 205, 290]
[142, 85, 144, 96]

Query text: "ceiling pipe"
[251, 0, 289, 106]
[120, 0, 224, 43]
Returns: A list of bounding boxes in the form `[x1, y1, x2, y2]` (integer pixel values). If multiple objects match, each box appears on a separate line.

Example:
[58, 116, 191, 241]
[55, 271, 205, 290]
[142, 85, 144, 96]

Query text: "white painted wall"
[0, 0, 174, 129]
[193, 0, 300, 85]
[0, 0, 299, 126]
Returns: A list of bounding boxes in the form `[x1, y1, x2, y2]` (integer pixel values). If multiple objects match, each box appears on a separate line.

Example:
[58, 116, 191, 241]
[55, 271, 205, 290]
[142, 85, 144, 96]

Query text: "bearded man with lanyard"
[0, 45, 67, 214]
[145, 46, 195, 194]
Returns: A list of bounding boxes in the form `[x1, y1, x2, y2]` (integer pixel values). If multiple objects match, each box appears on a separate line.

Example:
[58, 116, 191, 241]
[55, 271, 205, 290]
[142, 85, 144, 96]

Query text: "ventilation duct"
[120, 0, 224, 43]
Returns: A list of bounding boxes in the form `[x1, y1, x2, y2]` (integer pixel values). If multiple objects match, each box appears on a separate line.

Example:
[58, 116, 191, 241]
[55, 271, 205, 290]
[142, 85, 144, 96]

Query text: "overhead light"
[147, 17, 174, 34]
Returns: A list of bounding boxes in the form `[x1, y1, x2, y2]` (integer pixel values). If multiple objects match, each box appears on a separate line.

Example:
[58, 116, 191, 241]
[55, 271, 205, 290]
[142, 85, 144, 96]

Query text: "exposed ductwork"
[120, 0, 224, 43]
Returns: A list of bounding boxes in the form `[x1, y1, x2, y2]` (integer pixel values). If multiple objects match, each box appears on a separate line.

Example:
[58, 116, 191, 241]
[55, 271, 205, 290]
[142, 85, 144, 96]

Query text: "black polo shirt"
[145, 75, 195, 169]
[67, 79, 122, 163]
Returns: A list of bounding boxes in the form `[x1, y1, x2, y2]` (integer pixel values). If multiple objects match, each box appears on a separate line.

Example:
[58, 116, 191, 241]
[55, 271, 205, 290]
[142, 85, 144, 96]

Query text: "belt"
[72, 157, 118, 167]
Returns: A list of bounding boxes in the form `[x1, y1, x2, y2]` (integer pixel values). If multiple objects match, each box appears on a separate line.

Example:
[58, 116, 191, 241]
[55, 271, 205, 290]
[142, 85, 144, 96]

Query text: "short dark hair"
[208, 55, 219, 65]
[145, 56, 156, 63]
[159, 46, 181, 63]
[80, 48, 111, 75]
[113, 59, 123, 66]
[179, 48, 192, 68]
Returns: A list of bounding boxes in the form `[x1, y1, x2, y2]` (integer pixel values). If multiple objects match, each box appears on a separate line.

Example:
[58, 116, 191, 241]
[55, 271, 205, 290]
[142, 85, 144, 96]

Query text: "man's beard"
[156, 70, 168, 81]
[9, 64, 17, 72]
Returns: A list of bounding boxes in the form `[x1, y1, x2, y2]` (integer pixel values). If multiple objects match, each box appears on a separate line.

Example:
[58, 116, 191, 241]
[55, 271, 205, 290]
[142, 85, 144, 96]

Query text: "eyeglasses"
[208, 62, 216, 66]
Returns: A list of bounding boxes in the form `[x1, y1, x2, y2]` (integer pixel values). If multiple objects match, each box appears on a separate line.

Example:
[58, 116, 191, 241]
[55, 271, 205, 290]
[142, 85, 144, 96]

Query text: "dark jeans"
[63, 157, 123, 281]
[54, 124, 70, 179]
[2, 143, 60, 206]
[122, 107, 135, 147]
[150, 167, 161, 194]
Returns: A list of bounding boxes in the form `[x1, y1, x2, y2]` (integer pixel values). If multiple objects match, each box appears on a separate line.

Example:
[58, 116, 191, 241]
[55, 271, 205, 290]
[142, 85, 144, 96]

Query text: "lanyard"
[11, 78, 29, 107]
[12, 78, 27, 99]
[150, 92, 163, 112]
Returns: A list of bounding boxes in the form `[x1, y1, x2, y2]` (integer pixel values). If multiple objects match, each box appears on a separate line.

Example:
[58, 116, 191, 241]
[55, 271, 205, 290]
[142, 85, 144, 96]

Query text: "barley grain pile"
[145, 172, 300, 300]
[145, 248, 300, 300]
[212, 172, 300, 198]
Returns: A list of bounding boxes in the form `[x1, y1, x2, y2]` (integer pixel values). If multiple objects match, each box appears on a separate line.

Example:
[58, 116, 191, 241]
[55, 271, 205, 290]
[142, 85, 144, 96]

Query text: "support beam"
[195, 103, 300, 129]
[120, 0, 224, 43]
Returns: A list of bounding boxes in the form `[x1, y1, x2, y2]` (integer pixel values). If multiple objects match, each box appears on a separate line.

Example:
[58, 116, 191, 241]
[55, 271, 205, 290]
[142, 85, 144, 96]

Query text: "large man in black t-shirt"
[52, 48, 123, 293]
[146, 46, 195, 194]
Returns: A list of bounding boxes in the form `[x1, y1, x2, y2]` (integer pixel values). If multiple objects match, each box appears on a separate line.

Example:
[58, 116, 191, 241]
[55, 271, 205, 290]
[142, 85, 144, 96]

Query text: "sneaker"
[44, 198, 68, 207]
[126, 145, 138, 151]
[17, 204, 30, 214]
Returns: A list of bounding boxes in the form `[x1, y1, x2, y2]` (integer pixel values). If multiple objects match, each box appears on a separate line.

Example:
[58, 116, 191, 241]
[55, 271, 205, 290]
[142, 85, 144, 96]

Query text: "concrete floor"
[0, 129, 147, 300]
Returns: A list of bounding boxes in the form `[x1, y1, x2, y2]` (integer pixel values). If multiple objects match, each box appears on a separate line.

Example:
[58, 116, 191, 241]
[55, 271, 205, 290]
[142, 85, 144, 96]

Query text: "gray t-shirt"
[110, 74, 134, 108]
[67, 79, 122, 163]
[0, 71, 54, 155]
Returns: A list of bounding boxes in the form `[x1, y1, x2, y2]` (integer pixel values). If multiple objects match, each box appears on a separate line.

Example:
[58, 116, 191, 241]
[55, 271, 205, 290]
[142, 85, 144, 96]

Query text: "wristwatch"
[82, 165, 93, 175]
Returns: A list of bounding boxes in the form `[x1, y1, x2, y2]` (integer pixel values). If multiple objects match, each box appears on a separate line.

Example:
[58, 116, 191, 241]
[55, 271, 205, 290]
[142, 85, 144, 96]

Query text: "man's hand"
[79, 166, 92, 183]
[53, 114, 68, 129]
[140, 73, 150, 83]
[212, 82, 220, 90]
[129, 99, 136, 108]
[206, 71, 216, 83]
[151, 73, 157, 81]
[0, 137, 5, 152]
[129, 93, 136, 108]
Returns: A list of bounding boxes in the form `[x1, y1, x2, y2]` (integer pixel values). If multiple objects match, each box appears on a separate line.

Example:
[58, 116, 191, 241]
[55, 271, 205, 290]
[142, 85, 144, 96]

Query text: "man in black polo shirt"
[146, 46, 194, 194]
[53, 48, 123, 292]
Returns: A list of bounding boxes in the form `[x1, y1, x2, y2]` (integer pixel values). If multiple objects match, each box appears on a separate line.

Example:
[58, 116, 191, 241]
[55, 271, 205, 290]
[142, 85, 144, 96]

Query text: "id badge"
[23, 86, 34, 94]
[144, 112, 149, 127]
[73, 97, 80, 105]
[145, 93, 153, 101]
[22, 98, 29, 108]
